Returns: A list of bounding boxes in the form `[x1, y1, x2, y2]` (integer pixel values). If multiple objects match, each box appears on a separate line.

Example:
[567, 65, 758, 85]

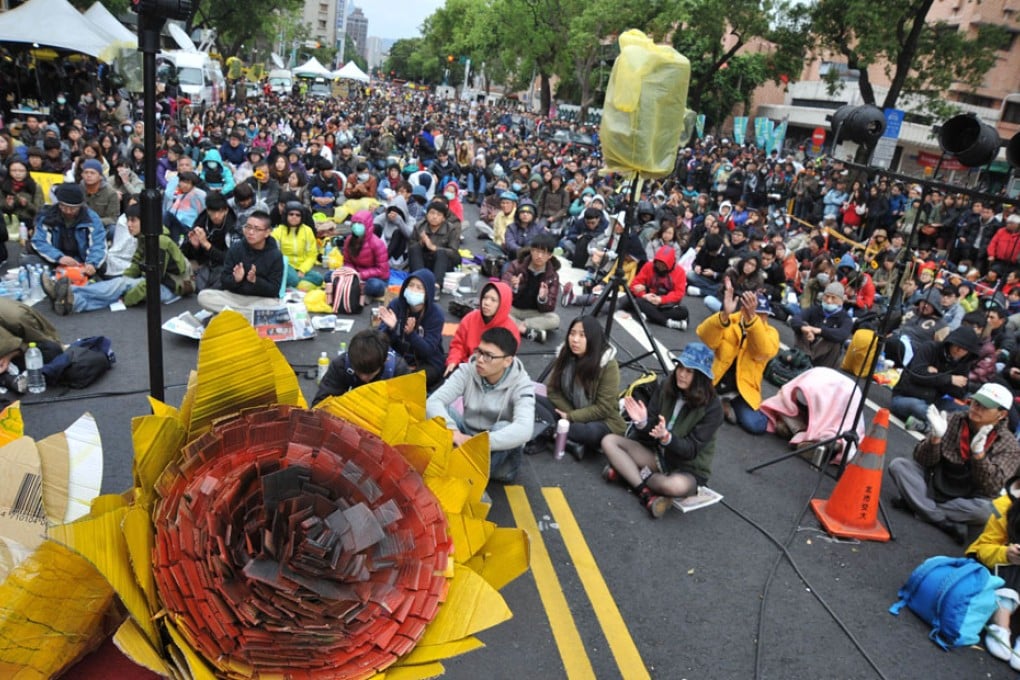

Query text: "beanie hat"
[53, 182, 84, 206]
[823, 282, 845, 298]
[82, 159, 104, 174]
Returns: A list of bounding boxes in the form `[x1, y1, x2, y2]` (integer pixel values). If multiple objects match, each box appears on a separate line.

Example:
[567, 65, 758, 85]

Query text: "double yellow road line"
[506, 486, 650, 680]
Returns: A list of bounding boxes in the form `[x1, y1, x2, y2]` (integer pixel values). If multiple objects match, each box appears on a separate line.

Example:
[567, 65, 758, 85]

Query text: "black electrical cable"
[722, 470, 891, 680]
[16, 382, 190, 405]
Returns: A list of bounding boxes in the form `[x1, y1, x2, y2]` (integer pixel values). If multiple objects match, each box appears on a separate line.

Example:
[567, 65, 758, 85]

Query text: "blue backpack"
[889, 556, 1004, 649]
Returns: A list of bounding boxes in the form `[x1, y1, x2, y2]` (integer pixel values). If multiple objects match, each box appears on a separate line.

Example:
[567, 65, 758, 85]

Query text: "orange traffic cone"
[810, 408, 891, 542]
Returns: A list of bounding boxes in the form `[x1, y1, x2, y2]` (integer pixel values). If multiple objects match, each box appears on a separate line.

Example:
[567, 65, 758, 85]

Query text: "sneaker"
[666, 319, 687, 330]
[53, 278, 73, 316]
[560, 281, 574, 307]
[721, 398, 737, 425]
[40, 272, 57, 301]
[602, 465, 621, 484]
[686, 285, 701, 297]
[1011, 638, 1020, 671]
[524, 328, 547, 343]
[985, 624, 1012, 661]
[904, 415, 929, 434]
[643, 491, 671, 519]
[565, 441, 586, 461]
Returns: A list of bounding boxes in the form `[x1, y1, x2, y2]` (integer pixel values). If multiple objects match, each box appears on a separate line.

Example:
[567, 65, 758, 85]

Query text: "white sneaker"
[1011, 637, 1020, 671]
[687, 285, 701, 296]
[666, 319, 687, 330]
[986, 623, 1012, 661]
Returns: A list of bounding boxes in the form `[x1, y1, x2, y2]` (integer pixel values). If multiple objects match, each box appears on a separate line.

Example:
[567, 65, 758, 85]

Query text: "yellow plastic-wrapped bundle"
[600, 29, 691, 178]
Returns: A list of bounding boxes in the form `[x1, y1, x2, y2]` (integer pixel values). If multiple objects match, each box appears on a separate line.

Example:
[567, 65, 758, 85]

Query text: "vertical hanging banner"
[769, 119, 788, 156]
[733, 116, 748, 145]
[696, 114, 706, 139]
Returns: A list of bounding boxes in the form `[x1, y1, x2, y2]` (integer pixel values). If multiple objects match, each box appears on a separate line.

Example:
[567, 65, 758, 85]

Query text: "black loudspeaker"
[938, 114, 1000, 168]
[1006, 132, 1020, 170]
[829, 105, 887, 147]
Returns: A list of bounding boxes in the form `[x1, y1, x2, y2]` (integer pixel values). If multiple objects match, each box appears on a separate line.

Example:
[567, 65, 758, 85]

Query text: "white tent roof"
[333, 61, 369, 83]
[293, 57, 333, 78]
[0, 0, 119, 60]
[84, 2, 136, 46]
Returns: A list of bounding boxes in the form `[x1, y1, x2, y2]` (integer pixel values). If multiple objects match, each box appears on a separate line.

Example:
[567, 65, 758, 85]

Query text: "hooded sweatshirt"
[447, 282, 520, 368]
[443, 180, 464, 221]
[342, 211, 389, 282]
[967, 476, 1020, 566]
[200, 148, 236, 195]
[630, 245, 687, 305]
[374, 195, 414, 268]
[426, 355, 536, 452]
[383, 268, 445, 372]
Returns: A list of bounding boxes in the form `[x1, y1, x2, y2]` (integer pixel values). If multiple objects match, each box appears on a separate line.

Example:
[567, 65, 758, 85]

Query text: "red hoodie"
[630, 245, 687, 305]
[446, 281, 521, 368]
[987, 225, 1020, 263]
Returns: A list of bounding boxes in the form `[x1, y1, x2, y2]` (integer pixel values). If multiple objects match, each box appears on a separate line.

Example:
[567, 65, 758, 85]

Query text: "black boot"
[937, 520, 967, 546]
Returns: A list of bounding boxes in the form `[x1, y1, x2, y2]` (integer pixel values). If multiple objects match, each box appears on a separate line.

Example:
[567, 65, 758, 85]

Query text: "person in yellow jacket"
[271, 201, 324, 288]
[966, 475, 1020, 669]
[696, 276, 780, 433]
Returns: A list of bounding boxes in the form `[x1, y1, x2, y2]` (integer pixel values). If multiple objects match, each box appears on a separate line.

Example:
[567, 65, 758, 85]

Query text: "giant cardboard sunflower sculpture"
[1, 311, 530, 679]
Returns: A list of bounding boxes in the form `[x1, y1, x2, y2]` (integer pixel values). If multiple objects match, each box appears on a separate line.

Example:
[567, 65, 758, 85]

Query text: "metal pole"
[139, 14, 166, 401]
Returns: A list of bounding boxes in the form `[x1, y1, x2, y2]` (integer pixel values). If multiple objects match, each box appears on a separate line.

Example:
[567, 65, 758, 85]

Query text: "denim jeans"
[731, 395, 769, 434]
[686, 272, 721, 297]
[72, 276, 173, 312]
[890, 394, 957, 425]
[362, 277, 387, 298]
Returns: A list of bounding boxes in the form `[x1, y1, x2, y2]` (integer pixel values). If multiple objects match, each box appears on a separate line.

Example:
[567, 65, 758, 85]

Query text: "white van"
[158, 50, 225, 107]
[267, 69, 293, 96]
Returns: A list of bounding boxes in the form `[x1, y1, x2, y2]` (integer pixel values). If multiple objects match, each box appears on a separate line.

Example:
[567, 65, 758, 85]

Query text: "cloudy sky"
[358, 1, 444, 41]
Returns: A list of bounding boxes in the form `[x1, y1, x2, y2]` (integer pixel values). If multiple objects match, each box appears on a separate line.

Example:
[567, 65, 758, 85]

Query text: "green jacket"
[633, 379, 723, 484]
[546, 348, 626, 435]
[122, 228, 191, 306]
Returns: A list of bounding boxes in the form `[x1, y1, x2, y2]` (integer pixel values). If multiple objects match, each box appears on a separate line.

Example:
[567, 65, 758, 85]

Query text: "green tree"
[652, 0, 809, 130]
[810, 0, 1008, 116]
[188, 0, 303, 60]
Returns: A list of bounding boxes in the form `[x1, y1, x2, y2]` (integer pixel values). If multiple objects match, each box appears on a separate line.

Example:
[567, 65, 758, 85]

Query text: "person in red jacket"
[444, 281, 520, 376]
[342, 210, 390, 298]
[835, 252, 875, 314]
[629, 245, 689, 330]
[988, 214, 1020, 278]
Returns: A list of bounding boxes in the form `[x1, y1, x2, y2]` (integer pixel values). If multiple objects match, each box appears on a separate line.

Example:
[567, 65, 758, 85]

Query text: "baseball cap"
[972, 383, 1014, 411]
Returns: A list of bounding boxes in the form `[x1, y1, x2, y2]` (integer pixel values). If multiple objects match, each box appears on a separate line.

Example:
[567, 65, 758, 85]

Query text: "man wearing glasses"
[426, 327, 535, 484]
[888, 382, 1020, 545]
[196, 211, 283, 314]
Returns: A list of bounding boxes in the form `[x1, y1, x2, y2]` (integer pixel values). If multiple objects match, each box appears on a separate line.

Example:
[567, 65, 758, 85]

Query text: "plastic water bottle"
[17, 268, 29, 301]
[338, 341, 347, 357]
[29, 266, 43, 303]
[18, 222, 28, 246]
[554, 419, 570, 460]
[25, 342, 45, 394]
[317, 351, 329, 384]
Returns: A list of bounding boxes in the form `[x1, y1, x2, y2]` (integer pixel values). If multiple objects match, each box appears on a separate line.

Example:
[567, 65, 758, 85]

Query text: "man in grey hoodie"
[426, 327, 535, 483]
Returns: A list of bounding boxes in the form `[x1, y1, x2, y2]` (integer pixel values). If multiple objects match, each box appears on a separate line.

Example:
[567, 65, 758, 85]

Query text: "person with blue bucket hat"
[600, 342, 724, 518]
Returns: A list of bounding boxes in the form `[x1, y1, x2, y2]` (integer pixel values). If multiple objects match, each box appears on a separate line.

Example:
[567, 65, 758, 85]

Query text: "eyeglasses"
[473, 348, 508, 363]
[243, 223, 268, 232]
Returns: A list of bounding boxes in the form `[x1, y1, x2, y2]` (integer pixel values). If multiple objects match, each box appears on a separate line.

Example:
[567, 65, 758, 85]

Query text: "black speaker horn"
[1006, 132, 1020, 170]
[829, 104, 886, 147]
[938, 114, 1000, 168]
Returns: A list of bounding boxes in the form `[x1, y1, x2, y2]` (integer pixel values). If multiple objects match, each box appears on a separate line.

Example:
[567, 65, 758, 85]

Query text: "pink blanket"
[759, 367, 866, 459]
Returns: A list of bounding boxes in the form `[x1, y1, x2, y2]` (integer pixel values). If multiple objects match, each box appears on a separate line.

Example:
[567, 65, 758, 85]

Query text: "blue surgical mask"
[351, 223, 365, 238]
[816, 273, 830, 286]
[958, 264, 968, 274]
[357, 173, 370, 182]
[404, 289, 426, 307]
[822, 302, 841, 314]
[57, 97, 66, 105]
[444, 191, 456, 200]
[512, 182, 523, 192]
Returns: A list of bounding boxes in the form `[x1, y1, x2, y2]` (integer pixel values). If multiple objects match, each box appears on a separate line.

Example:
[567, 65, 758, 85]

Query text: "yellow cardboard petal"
[132, 414, 187, 505]
[36, 413, 103, 523]
[0, 402, 24, 445]
[464, 527, 531, 590]
[183, 311, 280, 438]
[122, 505, 157, 611]
[425, 476, 472, 515]
[164, 617, 217, 680]
[446, 514, 496, 564]
[445, 434, 490, 504]
[394, 443, 433, 476]
[417, 564, 512, 645]
[146, 395, 179, 419]
[265, 337, 306, 408]
[0, 437, 46, 551]
[113, 617, 172, 676]
[379, 661, 445, 680]
[0, 541, 114, 679]
[399, 636, 484, 665]
[48, 507, 160, 646]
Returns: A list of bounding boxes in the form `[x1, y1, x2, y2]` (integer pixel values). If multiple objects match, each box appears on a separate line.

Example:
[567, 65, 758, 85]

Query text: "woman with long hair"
[1, 158, 44, 229]
[601, 342, 723, 518]
[542, 316, 626, 459]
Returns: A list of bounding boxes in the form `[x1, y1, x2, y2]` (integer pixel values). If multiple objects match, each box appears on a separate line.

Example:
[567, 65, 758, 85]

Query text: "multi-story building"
[346, 6, 367, 60]
[302, 0, 336, 53]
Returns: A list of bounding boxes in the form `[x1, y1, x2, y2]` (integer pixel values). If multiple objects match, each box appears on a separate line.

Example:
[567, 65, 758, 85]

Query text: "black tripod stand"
[579, 175, 672, 376]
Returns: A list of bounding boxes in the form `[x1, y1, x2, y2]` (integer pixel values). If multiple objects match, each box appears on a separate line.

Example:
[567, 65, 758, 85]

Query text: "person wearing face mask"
[790, 281, 854, 368]
[441, 180, 464, 222]
[344, 162, 377, 200]
[378, 269, 446, 390]
[445, 281, 520, 376]
[341, 210, 389, 300]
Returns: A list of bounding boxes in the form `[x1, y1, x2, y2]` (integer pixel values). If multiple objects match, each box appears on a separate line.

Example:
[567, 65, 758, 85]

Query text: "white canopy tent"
[84, 2, 136, 47]
[0, 0, 120, 60]
[332, 61, 369, 83]
[292, 57, 333, 79]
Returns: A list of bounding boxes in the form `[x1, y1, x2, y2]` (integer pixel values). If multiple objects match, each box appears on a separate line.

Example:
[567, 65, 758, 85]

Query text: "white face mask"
[444, 191, 456, 200]
[357, 173, 369, 182]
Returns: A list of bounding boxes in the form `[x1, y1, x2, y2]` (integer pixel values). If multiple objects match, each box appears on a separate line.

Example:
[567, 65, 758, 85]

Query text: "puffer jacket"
[342, 211, 390, 281]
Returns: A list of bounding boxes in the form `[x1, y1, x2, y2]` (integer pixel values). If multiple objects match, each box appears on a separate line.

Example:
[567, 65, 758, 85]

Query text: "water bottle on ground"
[29, 266, 44, 303]
[554, 419, 570, 460]
[317, 351, 329, 384]
[17, 267, 28, 301]
[25, 342, 45, 394]
[18, 222, 28, 246]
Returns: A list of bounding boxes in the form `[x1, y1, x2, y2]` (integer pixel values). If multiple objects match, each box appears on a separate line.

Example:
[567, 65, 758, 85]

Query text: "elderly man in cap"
[889, 382, 1020, 544]
[32, 182, 106, 277]
[790, 281, 854, 368]
[79, 158, 120, 232]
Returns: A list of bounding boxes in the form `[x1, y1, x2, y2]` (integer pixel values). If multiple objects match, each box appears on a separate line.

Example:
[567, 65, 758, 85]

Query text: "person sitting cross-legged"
[629, 244, 689, 330]
[196, 210, 284, 314]
[311, 328, 411, 406]
[502, 233, 561, 344]
[426, 327, 536, 484]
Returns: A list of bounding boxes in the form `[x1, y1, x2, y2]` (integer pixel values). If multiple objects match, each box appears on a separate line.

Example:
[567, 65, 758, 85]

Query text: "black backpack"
[764, 348, 813, 387]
